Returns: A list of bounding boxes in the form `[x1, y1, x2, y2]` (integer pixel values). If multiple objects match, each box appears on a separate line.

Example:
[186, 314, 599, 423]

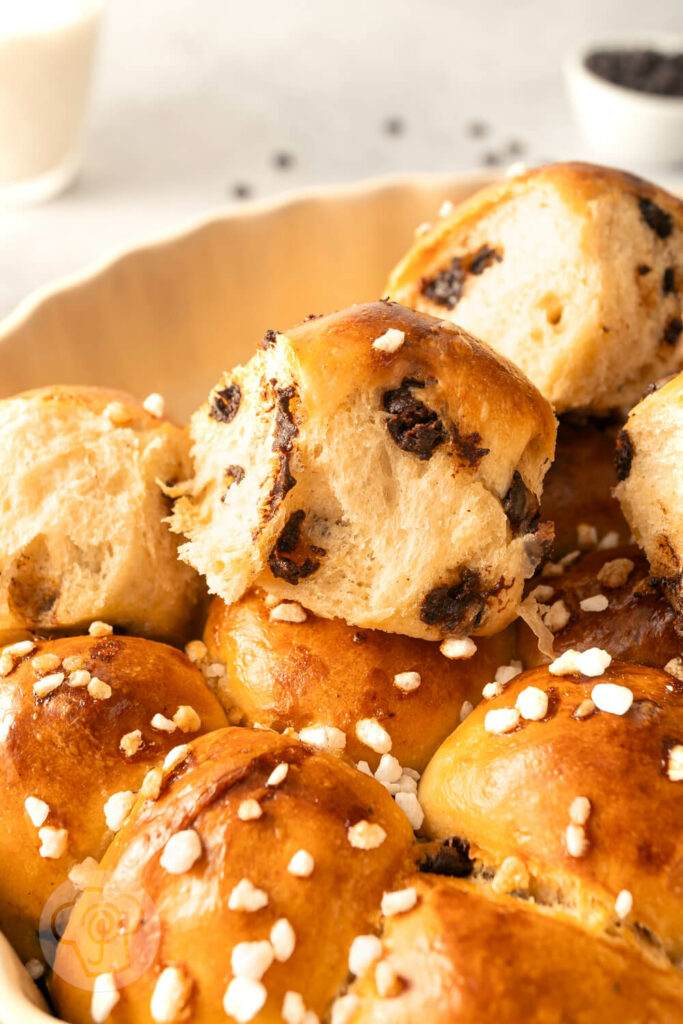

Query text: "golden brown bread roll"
[171, 301, 556, 640]
[419, 661, 683, 962]
[518, 545, 682, 670]
[386, 162, 683, 412]
[52, 726, 416, 1024]
[0, 386, 202, 644]
[342, 874, 683, 1024]
[0, 634, 227, 962]
[615, 372, 683, 618]
[539, 417, 629, 557]
[202, 589, 516, 772]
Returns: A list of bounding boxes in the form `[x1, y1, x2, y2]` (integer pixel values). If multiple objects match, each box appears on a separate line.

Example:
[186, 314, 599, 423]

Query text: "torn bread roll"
[0, 386, 203, 643]
[171, 302, 556, 640]
[386, 162, 683, 412]
[615, 371, 683, 619]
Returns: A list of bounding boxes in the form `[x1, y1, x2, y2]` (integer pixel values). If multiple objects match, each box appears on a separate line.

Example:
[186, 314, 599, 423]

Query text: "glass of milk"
[0, 0, 103, 205]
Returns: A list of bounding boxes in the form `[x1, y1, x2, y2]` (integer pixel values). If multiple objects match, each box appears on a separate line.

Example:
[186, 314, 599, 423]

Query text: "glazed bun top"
[615, 371, 683, 616]
[0, 633, 227, 961]
[386, 162, 683, 412]
[203, 589, 516, 772]
[418, 660, 683, 962]
[172, 301, 556, 640]
[518, 545, 682, 671]
[52, 726, 416, 1024]
[342, 874, 683, 1024]
[0, 386, 202, 644]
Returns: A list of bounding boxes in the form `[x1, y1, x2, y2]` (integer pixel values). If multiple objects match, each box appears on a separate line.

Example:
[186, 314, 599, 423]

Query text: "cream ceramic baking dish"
[0, 168, 496, 1024]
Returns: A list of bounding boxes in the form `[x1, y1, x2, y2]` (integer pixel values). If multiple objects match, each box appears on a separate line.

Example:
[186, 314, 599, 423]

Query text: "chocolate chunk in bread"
[502, 470, 540, 534]
[615, 429, 634, 482]
[639, 196, 673, 239]
[209, 382, 242, 424]
[383, 379, 447, 460]
[420, 258, 465, 309]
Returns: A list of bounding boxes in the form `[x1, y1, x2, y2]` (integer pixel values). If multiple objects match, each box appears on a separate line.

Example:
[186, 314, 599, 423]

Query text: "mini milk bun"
[342, 874, 683, 1024]
[203, 589, 517, 772]
[418, 661, 683, 963]
[0, 633, 227, 962]
[51, 726, 416, 1024]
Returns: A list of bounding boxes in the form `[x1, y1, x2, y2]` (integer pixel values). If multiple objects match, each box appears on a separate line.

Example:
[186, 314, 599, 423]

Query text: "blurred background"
[0, 0, 681, 318]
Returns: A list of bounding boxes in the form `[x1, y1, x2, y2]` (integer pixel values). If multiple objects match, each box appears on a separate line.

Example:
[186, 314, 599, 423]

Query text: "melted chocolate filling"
[272, 384, 298, 453]
[268, 510, 324, 584]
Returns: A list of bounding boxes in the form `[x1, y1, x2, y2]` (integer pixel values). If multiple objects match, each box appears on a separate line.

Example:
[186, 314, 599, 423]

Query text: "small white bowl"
[564, 34, 683, 165]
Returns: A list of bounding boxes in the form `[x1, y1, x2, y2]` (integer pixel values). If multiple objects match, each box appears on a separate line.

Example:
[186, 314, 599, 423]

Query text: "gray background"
[0, 0, 681, 317]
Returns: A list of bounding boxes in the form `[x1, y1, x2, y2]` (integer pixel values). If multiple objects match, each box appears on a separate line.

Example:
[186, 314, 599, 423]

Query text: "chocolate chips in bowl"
[564, 35, 683, 165]
[585, 48, 683, 98]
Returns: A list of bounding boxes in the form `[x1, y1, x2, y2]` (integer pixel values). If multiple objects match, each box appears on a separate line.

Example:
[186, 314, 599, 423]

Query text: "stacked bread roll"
[1, 162, 683, 1024]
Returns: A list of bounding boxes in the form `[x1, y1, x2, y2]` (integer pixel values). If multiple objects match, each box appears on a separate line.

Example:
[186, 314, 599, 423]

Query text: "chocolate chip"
[420, 569, 485, 633]
[639, 197, 673, 239]
[637, 264, 652, 275]
[663, 267, 678, 295]
[352, 632, 367, 644]
[210, 382, 242, 424]
[421, 246, 502, 309]
[272, 384, 298, 453]
[615, 428, 634, 481]
[419, 837, 473, 878]
[466, 121, 488, 138]
[420, 257, 465, 309]
[524, 520, 554, 567]
[383, 116, 405, 135]
[663, 317, 683, 346]
[482, 151, 502, 166]
[383, 378, 447, 460]
[225, 465, 245, 485]
[259, 329, 278, 350]
[231, 183, 252, 200]
[468, 244, 503, 275]
[274, 509, 305, 553]
[268, 510, 323, 584]
[502, 471, 540, 534]
[450, 422, 489, 467]
[273, 151, 295, 169]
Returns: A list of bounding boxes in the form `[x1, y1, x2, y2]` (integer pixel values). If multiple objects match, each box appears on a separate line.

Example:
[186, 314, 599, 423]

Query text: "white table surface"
[0, 0, 681, 319]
